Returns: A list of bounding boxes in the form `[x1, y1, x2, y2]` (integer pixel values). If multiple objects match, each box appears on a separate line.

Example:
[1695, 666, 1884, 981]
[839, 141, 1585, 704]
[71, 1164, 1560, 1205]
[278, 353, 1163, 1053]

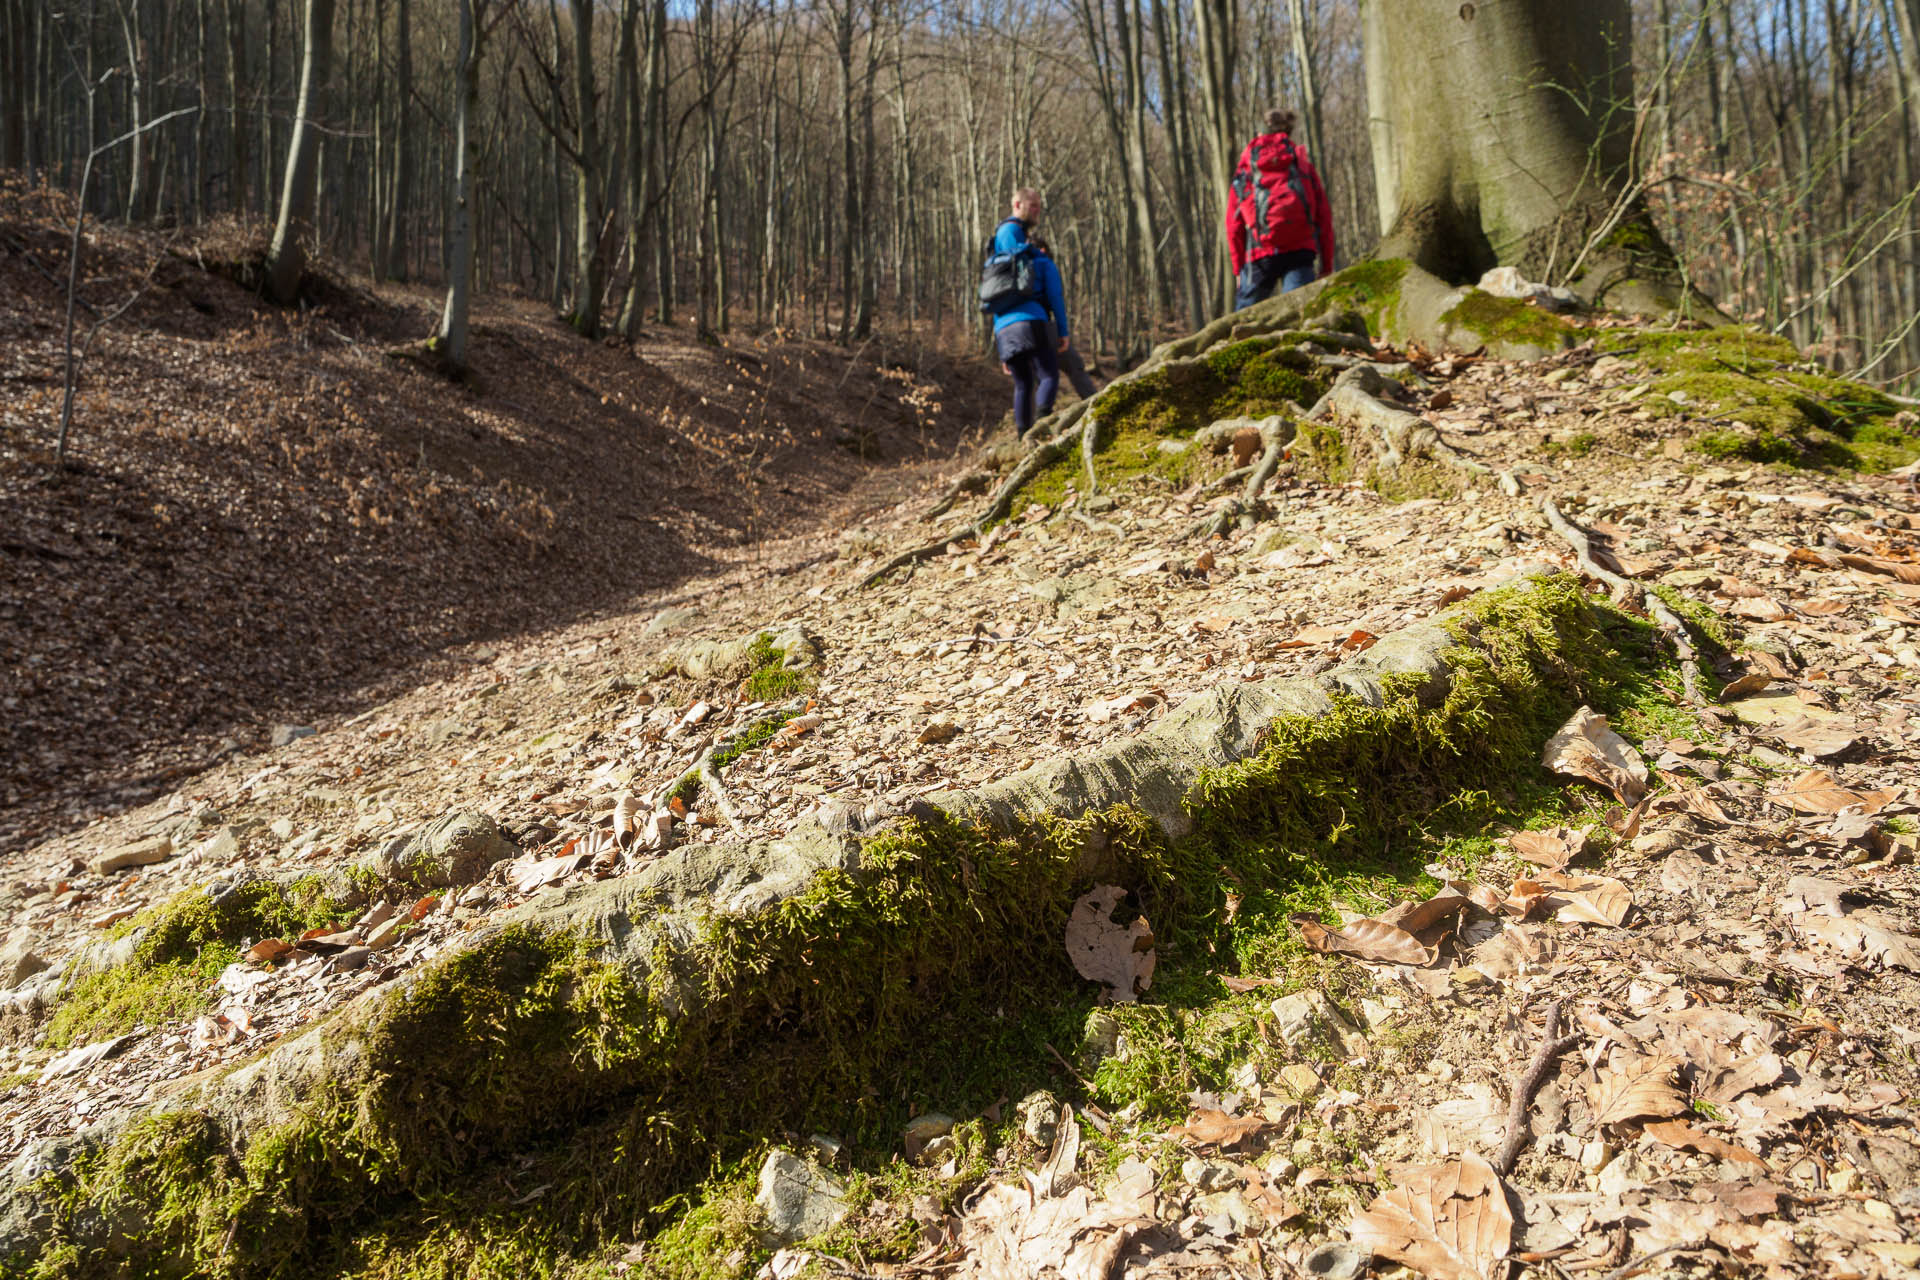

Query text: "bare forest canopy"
[1, 0, 1917, 387]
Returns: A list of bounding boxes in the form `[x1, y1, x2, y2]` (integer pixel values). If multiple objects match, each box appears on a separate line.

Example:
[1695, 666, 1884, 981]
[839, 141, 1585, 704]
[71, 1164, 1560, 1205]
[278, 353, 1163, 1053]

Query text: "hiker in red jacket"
[1226, 109, 1335, 310]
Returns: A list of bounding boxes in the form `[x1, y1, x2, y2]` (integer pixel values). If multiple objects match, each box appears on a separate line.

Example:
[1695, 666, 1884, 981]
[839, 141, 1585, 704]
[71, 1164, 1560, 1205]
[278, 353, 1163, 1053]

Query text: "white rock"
[754, 1150, 849, 1245]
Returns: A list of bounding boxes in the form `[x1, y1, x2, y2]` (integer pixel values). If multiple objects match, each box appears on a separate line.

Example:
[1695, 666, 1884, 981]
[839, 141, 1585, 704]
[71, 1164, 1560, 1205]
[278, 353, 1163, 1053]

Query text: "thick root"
[1539, 496, 1705, 705]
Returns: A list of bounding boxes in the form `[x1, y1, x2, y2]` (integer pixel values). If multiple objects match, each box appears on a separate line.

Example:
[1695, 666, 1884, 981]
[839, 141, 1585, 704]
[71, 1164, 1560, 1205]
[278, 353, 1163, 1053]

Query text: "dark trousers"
[1043, 321, 1097, 399]
[996, 320, 1059, 435]
[1234, 251, 1318, 310]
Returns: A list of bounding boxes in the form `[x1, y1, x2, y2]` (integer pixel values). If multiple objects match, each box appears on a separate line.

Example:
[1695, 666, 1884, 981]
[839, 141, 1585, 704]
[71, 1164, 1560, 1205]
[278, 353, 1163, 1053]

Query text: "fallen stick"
[1540, 496, 1705, 704]
[1492, 1000, 1581, 1176]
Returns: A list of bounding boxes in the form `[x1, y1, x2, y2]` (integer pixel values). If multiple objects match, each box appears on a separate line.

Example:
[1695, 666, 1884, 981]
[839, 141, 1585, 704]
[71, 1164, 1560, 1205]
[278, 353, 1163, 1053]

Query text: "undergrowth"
[740, 634, 812, 702]
[17, 577, 1689, 1280]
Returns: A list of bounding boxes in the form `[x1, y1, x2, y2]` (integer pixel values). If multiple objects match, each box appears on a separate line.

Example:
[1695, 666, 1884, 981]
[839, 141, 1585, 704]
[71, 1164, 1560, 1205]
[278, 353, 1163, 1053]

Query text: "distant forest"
[2, 0, 1916, 387]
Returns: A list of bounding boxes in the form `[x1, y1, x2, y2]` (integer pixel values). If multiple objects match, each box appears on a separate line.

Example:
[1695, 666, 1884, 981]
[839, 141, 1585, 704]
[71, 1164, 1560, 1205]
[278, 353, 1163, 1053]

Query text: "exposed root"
[926, 470, 994, 520]
[1081, 413, 1103, 494]
[1308, 365, 1490, 479]
[1183, 415, 1294, 541]
[697, 756, 746, 835]
[1540, 496, 1705, 705]
[865, 419, 1090, 588]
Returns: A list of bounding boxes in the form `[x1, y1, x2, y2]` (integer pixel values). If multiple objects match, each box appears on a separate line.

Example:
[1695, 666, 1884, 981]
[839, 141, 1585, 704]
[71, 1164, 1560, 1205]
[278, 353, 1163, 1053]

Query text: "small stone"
[271, 724, 317, 748]
[365, 919, 402, 950]
[1018, 1091, 1061, 1146]
[92, 834, 172, 875]
[1, 937, 48, 990]
[1303, 1241, 1367, 1280]
[1580, 1138, 1612, 1170]
[1263, 1154, 1298, 1182]
[1632, 830, 1690, 856]
[903, 1113, 954, 1159]
[1278, 1063, 1321, 1099]
[1268, 991, 1359, 1053]
[754, 1150, 849, 1245]
[324, 946, 372, 974]
[360, 811, 518, 888]
[269, 818, 295, 841]
[1079, 1009, 1121, 1072]
[808, 1134, 845, 1167]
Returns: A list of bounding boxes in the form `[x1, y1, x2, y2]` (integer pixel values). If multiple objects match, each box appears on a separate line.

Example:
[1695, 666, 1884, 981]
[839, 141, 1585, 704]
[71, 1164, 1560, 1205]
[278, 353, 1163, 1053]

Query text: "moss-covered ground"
[10, 575, 1696, 1280]
[1440, 291, 1580, 352]
[1302, 258, 1409, 336]
[1009, 339, 1334, 518]
[41, 877, 345, 1049]
[1600, 327, 1919, 471]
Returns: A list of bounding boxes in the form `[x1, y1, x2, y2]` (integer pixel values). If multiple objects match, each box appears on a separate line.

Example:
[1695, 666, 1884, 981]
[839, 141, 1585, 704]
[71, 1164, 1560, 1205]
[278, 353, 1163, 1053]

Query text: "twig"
[1540, 495, 1705, 705]
[696, 756, 746, 834]
[1492, 1000, 1581, 1176]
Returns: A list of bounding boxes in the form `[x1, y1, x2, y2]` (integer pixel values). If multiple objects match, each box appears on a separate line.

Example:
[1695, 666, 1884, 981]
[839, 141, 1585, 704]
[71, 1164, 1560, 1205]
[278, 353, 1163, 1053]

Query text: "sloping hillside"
[0, 184, 1002, 855]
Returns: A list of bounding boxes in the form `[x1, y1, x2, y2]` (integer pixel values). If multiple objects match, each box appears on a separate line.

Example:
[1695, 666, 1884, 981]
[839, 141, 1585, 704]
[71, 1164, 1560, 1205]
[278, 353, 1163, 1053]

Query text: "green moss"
[1304, 259, 1408, 335]
[23, 577, 1675, 1280]
[1543, 432, 1598, 457]
[1600, 327, 1914, 471]
[1012, 344, 1332, 518]
[741, 634, 813, 702]
[43, 879, 345, 1048]
[1440, 291, 1577, 351]
[711, 712, 796, 770]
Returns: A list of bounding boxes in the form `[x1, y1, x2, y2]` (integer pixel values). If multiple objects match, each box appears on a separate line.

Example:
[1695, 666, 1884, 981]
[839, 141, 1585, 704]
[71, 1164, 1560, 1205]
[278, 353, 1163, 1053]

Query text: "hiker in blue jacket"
[988, 189, 1069, 437]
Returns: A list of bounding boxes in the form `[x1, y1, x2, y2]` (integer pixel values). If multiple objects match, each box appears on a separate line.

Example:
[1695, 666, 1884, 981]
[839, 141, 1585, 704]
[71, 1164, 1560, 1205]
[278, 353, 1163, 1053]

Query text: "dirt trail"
[0, 187, 1003, 856]
[5, 266, 1920, 1276]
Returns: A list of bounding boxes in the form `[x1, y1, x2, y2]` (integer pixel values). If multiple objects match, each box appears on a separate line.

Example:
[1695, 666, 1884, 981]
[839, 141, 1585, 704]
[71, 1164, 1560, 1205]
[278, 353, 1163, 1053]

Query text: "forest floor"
[0, 179, 1004, 858]
[5, 223, 1920, 1280]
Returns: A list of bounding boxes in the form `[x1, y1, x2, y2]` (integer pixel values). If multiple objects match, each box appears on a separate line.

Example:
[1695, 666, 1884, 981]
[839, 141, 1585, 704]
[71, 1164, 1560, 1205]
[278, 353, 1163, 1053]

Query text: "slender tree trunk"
[224, 0, 246, 213]
[384, 0, 411, 278]
[568, 0, 604, 335]
[266, 0, 338, 303]
[1192, 0, 1239, 317]
[438, 0, 485, 371]
[1284, 0, 1324, 178]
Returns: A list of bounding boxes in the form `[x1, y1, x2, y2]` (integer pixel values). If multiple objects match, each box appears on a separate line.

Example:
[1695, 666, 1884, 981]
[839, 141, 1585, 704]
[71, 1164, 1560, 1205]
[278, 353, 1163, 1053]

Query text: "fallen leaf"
[1080, 692, 1163, 725]
[1588, 1054, 1689, 1126]
[1531, 871, 1633, 927]
[1798, 913, 1920, 972]
[1643, 1120, 1766, 1167]
[1506, 825, 1591, 870]
[1542, 707, 1648, 804]
[1348, 1153, 1513, 1280]
[1294, 913, 1435, 966]
[1700, 1053, 1787, 1104]
[1731, 596, 1790, 621]
[246, 938, 294, 963]
[1772, 714, 1858, 759]
[1286, 623, 1355, 646]
[1170, 1108, 1270, 1149]
[1065, 885, 1155, 1003]
[1771, 769, 1895, 815]
[1718, 673, 1773, 700]
[407, 895, 439, 921]
[1469, 925, 1558, 981]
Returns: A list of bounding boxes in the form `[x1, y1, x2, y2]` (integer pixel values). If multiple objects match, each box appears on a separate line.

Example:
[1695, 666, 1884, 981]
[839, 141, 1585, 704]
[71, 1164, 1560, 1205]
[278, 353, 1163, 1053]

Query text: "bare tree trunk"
[568, 0, 604, 336]
[1192, 0, 1239, 317]
[437, 0, 486, 371]
[266, 0, 337, 303]
[1364, 0, 1697, 314]
[224, 0, 246, 213]
[1284, 0, 1324, 177]
[384, 0, 412, 278]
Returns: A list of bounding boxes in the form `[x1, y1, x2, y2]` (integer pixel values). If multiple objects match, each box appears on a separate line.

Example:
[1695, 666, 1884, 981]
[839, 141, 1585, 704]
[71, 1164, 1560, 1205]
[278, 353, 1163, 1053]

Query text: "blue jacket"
[988, 219, 1069, 340]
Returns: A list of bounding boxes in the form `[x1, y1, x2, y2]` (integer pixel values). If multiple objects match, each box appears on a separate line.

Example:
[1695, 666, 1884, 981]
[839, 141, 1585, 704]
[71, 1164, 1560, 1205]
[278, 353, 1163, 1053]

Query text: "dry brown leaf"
[1065, 885, 1156, 1003]
[1798, 912, 1920, 972]
[1700, 1052, 1787, 1104]
[1745, 648, 1797, 676]
[1532, 871, 1633, 927]
[1770, 714, 1858, 760]
[1294, 914, 1436, 966]
[1469, 925, 1558, 981]
[1348, 1153, 1513, 1280]
[1286, 623, 1355, 646]
[1378, 888, 1471, 937]
[1500, 879, 1553, 920]
[1718, 673, 1774, 700]
[1731, 596, 1791, 621]
[1587, 1054, 1689, 1126]
[1642, 1120, 1766, 1167]
[1170, 1108, 1270, 1149]
[1506, 825, 1591, 870]
[1771, 768, 1894, 815]
[246, 938, 294, 963]
[1541, 707, 1648, 804]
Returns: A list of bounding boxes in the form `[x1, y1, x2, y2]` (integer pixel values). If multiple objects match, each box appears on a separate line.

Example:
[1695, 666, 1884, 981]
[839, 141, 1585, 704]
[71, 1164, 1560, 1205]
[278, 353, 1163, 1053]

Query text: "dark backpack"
[978, 227, 1037, 315]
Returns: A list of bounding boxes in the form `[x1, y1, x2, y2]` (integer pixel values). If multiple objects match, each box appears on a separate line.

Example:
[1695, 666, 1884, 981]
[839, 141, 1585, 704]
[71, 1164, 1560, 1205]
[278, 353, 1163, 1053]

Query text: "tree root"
[1183, 415, 1294, 541]
[697, 755, 746, 835]
[866, 417, 1091, 587]
[1081, 412, 1103, 494]
[926, 470, 995, 520]
[1540, 496, 1706, 705]
[1304, 365, 1490, 479]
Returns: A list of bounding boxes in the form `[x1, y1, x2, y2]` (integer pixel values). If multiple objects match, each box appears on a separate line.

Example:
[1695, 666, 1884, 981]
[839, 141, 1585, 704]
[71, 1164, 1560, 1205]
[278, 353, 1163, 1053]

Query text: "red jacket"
[1226, 131, 1335, 277]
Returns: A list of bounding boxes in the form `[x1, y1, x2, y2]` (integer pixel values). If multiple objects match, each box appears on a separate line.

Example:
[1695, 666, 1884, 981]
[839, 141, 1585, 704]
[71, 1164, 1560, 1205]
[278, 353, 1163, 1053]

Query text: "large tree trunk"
[1364, 0, 1695, 314]
[265, 0, 338, 304]
[383, 0, 412, 279]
